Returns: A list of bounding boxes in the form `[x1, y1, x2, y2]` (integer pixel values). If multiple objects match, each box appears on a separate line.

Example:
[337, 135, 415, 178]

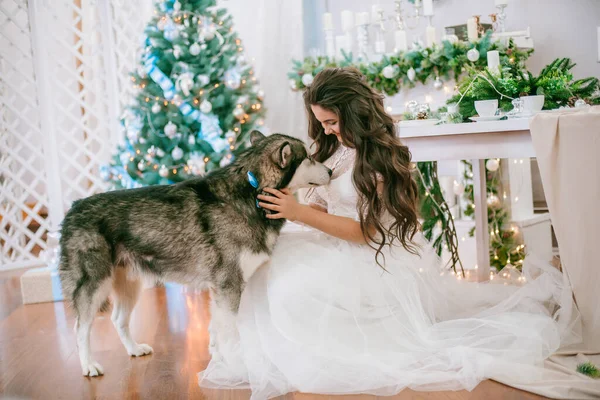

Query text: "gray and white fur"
[58, 131, 331, 377]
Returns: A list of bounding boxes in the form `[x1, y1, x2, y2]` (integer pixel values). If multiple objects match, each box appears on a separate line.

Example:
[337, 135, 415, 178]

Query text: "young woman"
[199, 67, 572, 399]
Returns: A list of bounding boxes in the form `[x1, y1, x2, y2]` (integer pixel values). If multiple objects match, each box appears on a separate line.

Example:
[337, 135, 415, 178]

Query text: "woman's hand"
[257, 188, 305, 221]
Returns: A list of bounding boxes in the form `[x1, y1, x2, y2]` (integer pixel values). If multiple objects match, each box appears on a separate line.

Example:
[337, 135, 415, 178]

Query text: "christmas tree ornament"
[433, 76, 443, 90]
[157, 17, 168, 31]
[120, 152, 131, 165]
[486, 158, 500, 172]
[233, 107, 244, 119]
[226, 130, 236, 143]
[256, 89, 264, 100]
[301, 73, 314, 86]
[487, 194, 501, 208]
[164, 121, 178, 139]
[382, 65, 398, 79]
[172, 146, 184, 160]
[159, 165, 169, 177]
[202, 24, 216, 41]
[189, 42, 201, 56]
[176, 72, 195, 96]
[156, 148, 165, 157]
[173, 1, 181, 11]
[138, 161, 146, 171]
[196, 74, 210, 87]
[289, 79, 298, 91]
[407, 67, 417, 82]
[200, 99, 213, 113]
[151, 103, 161, 114]
[188, 135, 196, 145]
[224, 68, 241, 89]
[147, 145, 157, 157]
[187, 153, 206, 175]
[467, 48, 480, 62]
[173, 45, 183, 59]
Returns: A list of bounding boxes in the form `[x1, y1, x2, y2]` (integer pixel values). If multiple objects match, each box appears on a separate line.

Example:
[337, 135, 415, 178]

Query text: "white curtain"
[219, 0, 308, 142]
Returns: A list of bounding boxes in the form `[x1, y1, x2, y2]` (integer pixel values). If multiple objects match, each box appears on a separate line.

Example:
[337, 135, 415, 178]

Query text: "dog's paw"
[82, 361, 104, 377]
[128, 343, 153, 357]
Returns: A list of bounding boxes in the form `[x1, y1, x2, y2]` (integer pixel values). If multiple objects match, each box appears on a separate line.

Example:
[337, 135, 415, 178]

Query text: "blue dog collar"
[247, 171, 261, 208]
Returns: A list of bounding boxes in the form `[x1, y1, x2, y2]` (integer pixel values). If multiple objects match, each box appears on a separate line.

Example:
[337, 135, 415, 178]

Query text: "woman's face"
[311, 105, 342, 142]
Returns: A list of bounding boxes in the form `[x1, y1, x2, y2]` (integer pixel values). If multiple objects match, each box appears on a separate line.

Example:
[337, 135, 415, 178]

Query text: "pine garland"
[288, 31, 532, 96]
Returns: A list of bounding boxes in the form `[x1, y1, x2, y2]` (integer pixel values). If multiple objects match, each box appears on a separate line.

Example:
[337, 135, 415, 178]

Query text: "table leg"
[472, 159, 490, 281]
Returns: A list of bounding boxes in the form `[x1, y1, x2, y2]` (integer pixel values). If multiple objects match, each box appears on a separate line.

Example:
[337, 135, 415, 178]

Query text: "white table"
[397, 118, 534, 281]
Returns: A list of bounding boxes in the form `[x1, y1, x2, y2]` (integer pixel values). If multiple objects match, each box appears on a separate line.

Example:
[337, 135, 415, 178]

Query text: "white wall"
[323, 0, 600, 79]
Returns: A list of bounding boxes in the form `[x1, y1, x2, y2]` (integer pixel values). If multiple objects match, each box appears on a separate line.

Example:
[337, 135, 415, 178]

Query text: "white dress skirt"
[198, 146, 575, 399]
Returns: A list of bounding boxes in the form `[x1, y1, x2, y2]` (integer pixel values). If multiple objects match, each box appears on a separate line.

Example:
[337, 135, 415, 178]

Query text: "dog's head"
[247, 130, 331, 191]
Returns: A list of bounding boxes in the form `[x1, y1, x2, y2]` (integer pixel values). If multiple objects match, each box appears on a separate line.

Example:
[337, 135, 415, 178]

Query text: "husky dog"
[59, 131, 331, 377]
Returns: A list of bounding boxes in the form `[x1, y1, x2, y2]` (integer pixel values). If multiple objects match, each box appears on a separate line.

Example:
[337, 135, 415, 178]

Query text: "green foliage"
[448, 57, 600, 120]
[577, 362, 600, 378]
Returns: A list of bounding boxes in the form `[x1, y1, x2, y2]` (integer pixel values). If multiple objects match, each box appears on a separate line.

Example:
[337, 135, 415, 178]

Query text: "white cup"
[474, 99, 498, 117]
[521, 95, 545, 115]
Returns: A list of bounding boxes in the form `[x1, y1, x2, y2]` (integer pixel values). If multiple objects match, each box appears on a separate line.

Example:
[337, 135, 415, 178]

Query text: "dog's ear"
[250, 130, 266, 146]
[272, 142, 292, 169]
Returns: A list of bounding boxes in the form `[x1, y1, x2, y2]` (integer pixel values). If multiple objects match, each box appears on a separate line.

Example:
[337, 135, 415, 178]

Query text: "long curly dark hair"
[303, 67, 420, 263]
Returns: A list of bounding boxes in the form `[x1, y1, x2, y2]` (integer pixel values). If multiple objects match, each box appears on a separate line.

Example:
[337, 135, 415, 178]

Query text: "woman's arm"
[258, 188, 367, 244]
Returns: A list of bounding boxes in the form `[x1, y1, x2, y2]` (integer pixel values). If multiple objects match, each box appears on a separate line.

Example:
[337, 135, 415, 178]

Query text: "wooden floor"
[0, 270, 549, 400]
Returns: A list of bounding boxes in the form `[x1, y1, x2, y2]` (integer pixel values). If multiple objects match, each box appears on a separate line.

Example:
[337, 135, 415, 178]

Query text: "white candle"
[487, 50, 500, 72]
[323, 12, 333, 30]
[335, 35, 348, 59]
[467, 18, 478, 42]
[395, 30, 408, 52]
[423, 0, 434, 16]
[426, 25, 436, 47]
[495, 0, 508, 6]
[356, 12, 369, 26]
[341, 10, 354, 32]
[597, 27, 600, 62]
[371, 4, 382, 21]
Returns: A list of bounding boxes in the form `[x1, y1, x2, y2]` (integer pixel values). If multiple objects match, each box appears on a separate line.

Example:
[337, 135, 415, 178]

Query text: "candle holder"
[489, 13, 499, 32]
[496, 4, 507, 33]
[373, 8, 387, 54]
[473, 15, 485, 37]
[356, 23, 370, 61]
[324, 28, 335, 58]
[393, 0, 422, 31]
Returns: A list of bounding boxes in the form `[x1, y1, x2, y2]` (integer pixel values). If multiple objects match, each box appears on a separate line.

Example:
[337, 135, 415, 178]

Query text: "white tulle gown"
[199, 145, 575, 399]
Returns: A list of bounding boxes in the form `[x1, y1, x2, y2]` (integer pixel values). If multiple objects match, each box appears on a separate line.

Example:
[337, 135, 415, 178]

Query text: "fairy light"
[214, 83, 219, 88]
[129, 157, 134, 162]
[145, 97, 150, 102]
[173, 169, 177, 174]
[514, 196, 519, 202]
[204, 157, 209, 163]
[234, 127, 239, 132]
[136, 149, 141, 154]
[153, 165, 158, 170]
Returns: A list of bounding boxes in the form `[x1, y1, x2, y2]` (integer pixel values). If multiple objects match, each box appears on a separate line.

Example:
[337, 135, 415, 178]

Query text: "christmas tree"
[101, 0, 266, 189]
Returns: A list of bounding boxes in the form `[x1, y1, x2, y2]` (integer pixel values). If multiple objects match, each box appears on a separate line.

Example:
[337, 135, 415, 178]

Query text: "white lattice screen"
[0, 0, 151, 270]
